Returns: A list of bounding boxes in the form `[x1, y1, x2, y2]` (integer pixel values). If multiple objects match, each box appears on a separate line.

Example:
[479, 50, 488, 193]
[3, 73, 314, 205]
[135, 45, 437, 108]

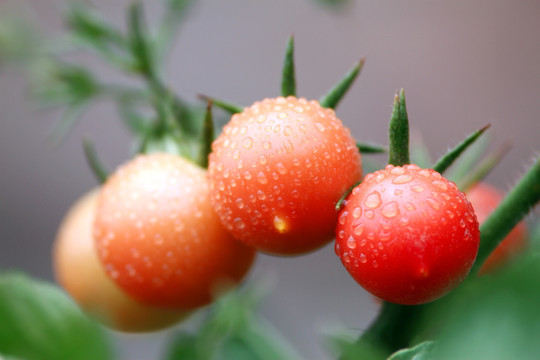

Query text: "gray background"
[1, 0, 539, 359]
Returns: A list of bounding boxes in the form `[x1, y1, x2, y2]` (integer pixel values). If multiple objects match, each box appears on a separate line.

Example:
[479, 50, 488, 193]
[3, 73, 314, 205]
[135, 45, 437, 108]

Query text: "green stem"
[198, 101, 215, 168]
[470, 156, 540, 275]
[388, 89, 409, 166]
[82, 138, 108, 183]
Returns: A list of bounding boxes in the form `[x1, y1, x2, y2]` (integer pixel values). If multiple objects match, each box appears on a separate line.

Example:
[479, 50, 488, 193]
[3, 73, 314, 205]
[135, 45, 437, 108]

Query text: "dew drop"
[411, 185, 425, 193]
[243, 137, 253, 149]
[235, 198, 245, 209]
[360, 253, 367, 263]
[339, 211, 349, 225]
[232, 149, 240, 160]
[233, 218, 246, 230]
[284, 126, 293, 136]
[262, 141, 271, 150]
[244, 171, 252, 180]
[426, 197, 440, 211]
[365, 210, 375, 219]
[257, 172, 268, 184]
[259, 155, 267, 165]
[342, 252, 351, 263]
[338, 230, 346, 239]
[394, 189, 404, 196]
[364, 191, 382, 209]
[404, 202, 416, 211]
[335, 243, 342, 256]
[432, 180, 448, 191]
[353, 224, 365, 236]
[276, 163, 287, 175]
[390, 167, 405, 175]
[352, 207, 362, 219]
[359, 239, 367, 247]
[372, 261, 379, 269]
[393, 174, 413, 184]
[257, 190, 266, 200]
[382, 202, 399, 218]
[315, 123, 326, 132]
[346, 236, 357, 249]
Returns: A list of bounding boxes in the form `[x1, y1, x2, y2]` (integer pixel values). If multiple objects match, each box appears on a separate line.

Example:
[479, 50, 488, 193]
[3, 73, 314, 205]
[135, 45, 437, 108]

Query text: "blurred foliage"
[164, 284, 301, 360]
[0, 273, 114, 360]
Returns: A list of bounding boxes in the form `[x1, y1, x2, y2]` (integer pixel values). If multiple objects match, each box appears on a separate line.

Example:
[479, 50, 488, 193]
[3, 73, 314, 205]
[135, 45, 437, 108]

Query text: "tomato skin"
[54, 190, 189, 332]
[466, 183, 528, 274]
[93, 153, 256, 309]
[335, 164, 480, 305]
[208, 96, 362, 255]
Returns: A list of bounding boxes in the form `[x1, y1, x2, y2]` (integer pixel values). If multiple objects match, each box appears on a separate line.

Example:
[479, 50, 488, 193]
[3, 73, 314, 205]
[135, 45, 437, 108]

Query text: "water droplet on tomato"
[354, 223, 365, 236]
[352, 207, 362, 219]
[339, 211, 349, 225]
[257, 172, 268, 184]
[235, 198, 244, 209]
[347, 236, 357, 249]
[364, 191, 382, 209]
[234, 218, 246, 230]
[426, 197, 440, 211]
[393, 174, 413, 184]
[411, 185, 425, 193]
[382, 202, 399, 218]
[243, 137, 253, 149]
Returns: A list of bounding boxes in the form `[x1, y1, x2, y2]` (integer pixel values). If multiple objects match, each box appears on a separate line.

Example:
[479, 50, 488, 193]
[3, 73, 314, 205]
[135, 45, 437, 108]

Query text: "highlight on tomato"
[54, 190, 190, 332]
[93, 153, 256, 309]
[335, 164, 480, 305]
[208, 96, 362, 256]
[466, 182, 528, 274]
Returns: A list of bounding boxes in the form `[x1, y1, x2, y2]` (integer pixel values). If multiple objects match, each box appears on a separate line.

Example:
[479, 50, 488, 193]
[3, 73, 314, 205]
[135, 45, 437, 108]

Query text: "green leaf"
[432, 124, 490, 174]
[47, 102, 88, 145]
[198, 101, 215, 168]
[82, 138, 109, 184]
[0, 273, 114, 360]
[387, 341, 436, 360]
[470, 156, 540, 275]
[388, 89, 410, 166]
[199, 95, 244, 115]
[155, 0, 195, 65]
[319, 58, 364, 109]
[128, 3, 156, 80]
[281, 35, 296, 97]
[357, 142, 387, 154]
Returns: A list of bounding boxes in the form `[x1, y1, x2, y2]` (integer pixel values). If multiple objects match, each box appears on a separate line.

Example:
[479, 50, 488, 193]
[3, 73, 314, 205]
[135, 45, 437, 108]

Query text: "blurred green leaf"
[445, 131, 490, 184]
[0, 272, 114, 360]
[387, 341, 436, 360]
[155, 0, 196, 64]
[0, 10, 39, 64]
[165, 285, 300, 360]
[426, 255, 540, 360]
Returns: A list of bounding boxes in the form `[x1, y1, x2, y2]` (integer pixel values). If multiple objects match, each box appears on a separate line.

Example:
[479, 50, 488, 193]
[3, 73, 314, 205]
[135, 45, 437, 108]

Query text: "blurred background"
[0, 0, 539, 359]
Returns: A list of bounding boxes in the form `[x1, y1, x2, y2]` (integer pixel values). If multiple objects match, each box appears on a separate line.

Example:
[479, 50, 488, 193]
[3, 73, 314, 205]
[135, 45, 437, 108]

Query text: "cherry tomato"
[54, 190, 189, 332]
[335, 164, 480, 305]
[93, 153, 256, 309]
[208, 96, 362, 255]
[466, 183, 528, 275]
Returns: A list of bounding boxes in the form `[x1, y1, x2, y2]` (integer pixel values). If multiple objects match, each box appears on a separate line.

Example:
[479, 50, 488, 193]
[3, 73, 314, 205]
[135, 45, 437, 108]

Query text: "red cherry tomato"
[54, 190, 189, 332]
[208, 96, 362, 255]
[335, 164, 480, 305]
[94, 153, 256, 309]
[466, 183, 528, 274]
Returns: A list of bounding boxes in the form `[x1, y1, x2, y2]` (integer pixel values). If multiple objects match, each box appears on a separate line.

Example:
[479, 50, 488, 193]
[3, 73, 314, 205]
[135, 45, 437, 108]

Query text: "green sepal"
[198, 101, 215, 168]
[281, 35, 296, 97]
[470, 156, 540, 275]
[357, 142, 387, 154]
[432, 124, 490, 174]
[319, 58, 364, 109]
[388, 89, 410, 166]
[457, 142, 511, 192]
[82, 138, 109, 184]
[199, 95, 244, 114]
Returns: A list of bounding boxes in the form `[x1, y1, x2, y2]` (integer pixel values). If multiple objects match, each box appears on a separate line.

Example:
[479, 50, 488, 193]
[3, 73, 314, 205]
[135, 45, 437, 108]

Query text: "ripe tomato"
[466, 183, 528, 274]
[208, 96, 362, 255]
[93, 153, 256, 309]
[335, 164, 480, 305]
[54, 190, 189, 332]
